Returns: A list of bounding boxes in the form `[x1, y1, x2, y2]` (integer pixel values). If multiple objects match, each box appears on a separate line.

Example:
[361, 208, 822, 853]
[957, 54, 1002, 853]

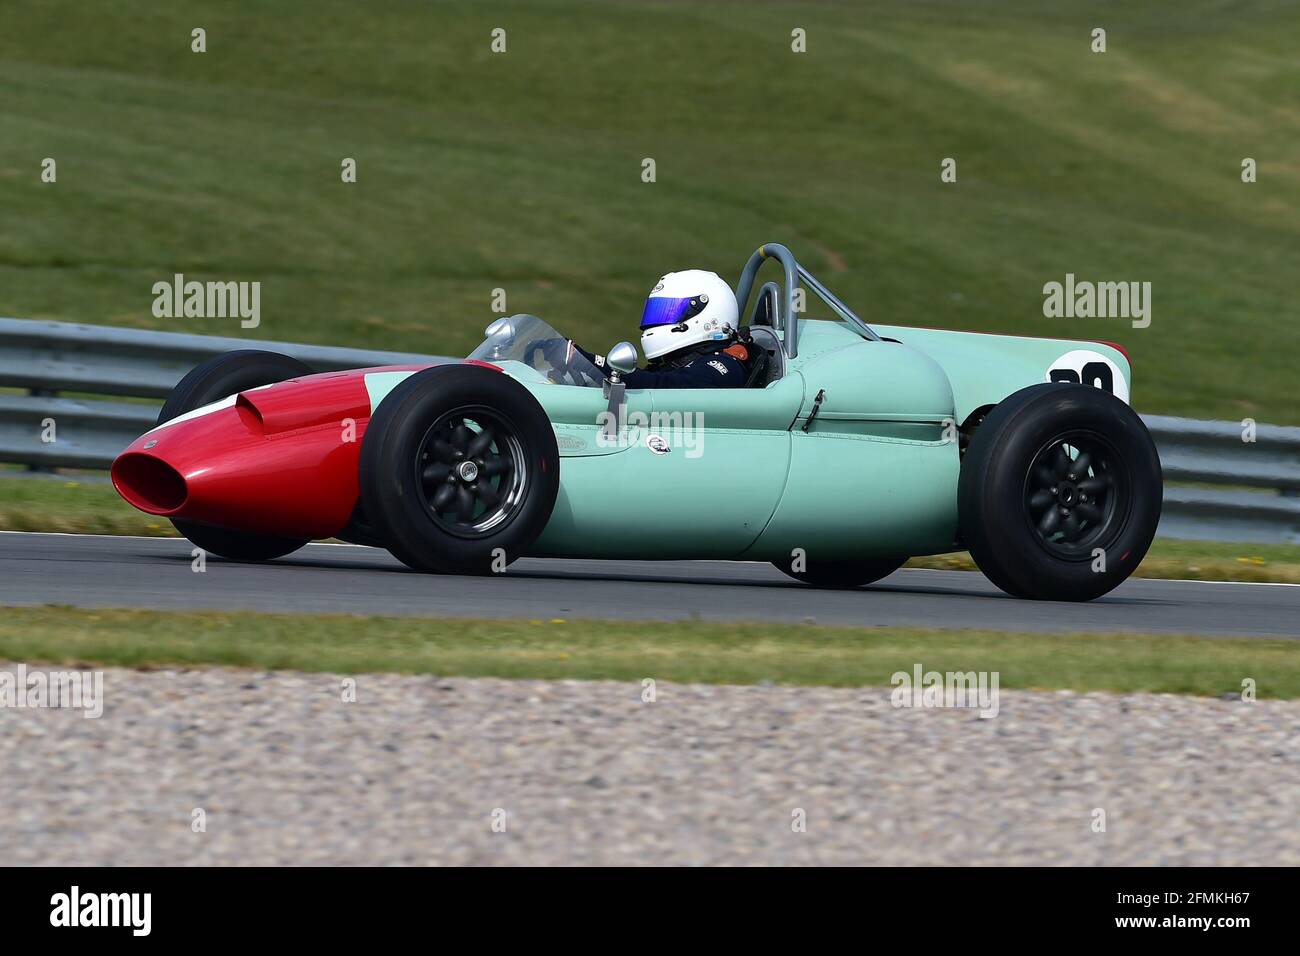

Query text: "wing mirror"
[607, 341, 638, 378]
[482, 317, 516, 359]
[601, 342, 638, 441]
[484, 317, 515, 340]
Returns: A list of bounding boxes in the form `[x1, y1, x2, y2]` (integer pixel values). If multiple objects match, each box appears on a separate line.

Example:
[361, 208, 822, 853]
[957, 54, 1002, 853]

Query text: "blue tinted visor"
[640, 295, 705, 330]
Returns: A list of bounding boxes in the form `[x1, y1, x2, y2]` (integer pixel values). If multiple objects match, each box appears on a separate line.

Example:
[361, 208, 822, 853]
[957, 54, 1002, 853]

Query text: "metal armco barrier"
[1, 318, 1296, 544]
[1141, 414, 1300, 545]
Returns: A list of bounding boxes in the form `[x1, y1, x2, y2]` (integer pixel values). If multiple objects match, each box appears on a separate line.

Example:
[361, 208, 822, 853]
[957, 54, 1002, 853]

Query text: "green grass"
[3, 475, 1298, 581]
[0, 476, 175, 535]
[1, 1, 1298, 420]
[1, 606, 1294, 698]
[909, 538, 1300, 584]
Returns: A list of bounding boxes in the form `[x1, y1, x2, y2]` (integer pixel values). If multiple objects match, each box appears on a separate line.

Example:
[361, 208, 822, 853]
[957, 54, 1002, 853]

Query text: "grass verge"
[1, 607, 1294, 698]
[907, 538, 1300, 584]
[0, 476, 175, 536]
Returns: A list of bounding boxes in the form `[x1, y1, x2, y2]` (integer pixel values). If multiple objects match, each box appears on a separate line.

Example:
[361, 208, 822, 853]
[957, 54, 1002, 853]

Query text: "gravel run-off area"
[2, 665, 1297, 865]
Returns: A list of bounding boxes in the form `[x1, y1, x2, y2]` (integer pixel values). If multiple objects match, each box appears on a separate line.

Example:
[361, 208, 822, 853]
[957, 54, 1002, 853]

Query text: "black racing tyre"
[156, 350, 313, 562]
[773, 555, 907, 589]
[958, 382, 1162, 601]
[358, 365, 560, 574]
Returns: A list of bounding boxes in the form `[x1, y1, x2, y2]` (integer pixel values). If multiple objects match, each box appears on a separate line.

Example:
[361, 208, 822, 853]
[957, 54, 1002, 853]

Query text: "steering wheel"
[528, 339, 604, 387]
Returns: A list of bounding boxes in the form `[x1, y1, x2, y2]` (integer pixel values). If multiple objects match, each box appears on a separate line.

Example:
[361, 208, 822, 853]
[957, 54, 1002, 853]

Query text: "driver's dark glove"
[570, 343, 613, 378]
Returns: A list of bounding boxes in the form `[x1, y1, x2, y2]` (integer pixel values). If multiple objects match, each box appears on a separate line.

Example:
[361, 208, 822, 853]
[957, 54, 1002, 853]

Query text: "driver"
[570, 270, 758, 389]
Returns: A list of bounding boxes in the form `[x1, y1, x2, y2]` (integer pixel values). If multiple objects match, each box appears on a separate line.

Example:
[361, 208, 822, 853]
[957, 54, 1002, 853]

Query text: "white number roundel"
[1046, 349, 1129, 404]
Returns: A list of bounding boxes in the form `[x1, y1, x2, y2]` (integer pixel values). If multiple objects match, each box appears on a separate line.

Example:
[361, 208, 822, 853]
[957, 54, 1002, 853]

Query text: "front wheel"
[359, 365, 560, 573]
[773, 555, 907, 589]
[958, 383, 1162, 601]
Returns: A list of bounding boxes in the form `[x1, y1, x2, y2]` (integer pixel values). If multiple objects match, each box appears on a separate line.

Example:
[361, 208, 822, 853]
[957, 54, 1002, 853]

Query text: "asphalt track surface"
[2, 532, 1297, 637]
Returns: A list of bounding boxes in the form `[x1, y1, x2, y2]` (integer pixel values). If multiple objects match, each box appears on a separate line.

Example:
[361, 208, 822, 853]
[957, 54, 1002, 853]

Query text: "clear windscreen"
[468, 314, 606, 387]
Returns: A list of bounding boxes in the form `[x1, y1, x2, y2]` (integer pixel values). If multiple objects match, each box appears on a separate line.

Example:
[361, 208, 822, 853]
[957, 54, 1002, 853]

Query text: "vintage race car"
[112, 243, 1162, 601]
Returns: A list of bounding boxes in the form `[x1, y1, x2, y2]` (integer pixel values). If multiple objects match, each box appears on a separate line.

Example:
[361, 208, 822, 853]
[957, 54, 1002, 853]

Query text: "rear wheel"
[156, 350, 313, 562]
[359, 365, 560, 573]
[958, 383, 1161, 601]
[773, 555, 907, 589]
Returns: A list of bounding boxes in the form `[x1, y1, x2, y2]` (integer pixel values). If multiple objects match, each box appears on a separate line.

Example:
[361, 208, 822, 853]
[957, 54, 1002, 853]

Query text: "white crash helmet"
[639, 270, 739, 361]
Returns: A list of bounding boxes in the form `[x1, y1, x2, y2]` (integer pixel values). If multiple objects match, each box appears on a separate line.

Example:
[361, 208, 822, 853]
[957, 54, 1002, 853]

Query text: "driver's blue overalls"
[574, 342, 755, 389]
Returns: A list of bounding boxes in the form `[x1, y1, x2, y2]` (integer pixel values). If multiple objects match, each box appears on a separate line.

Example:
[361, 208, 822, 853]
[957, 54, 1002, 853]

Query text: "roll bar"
[734, 242, 882, 360]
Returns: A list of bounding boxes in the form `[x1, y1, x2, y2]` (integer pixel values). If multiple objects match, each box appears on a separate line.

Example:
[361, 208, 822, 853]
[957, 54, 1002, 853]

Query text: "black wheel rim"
[414, 405, 528, 539]
[1023, 429, 1130, 559]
